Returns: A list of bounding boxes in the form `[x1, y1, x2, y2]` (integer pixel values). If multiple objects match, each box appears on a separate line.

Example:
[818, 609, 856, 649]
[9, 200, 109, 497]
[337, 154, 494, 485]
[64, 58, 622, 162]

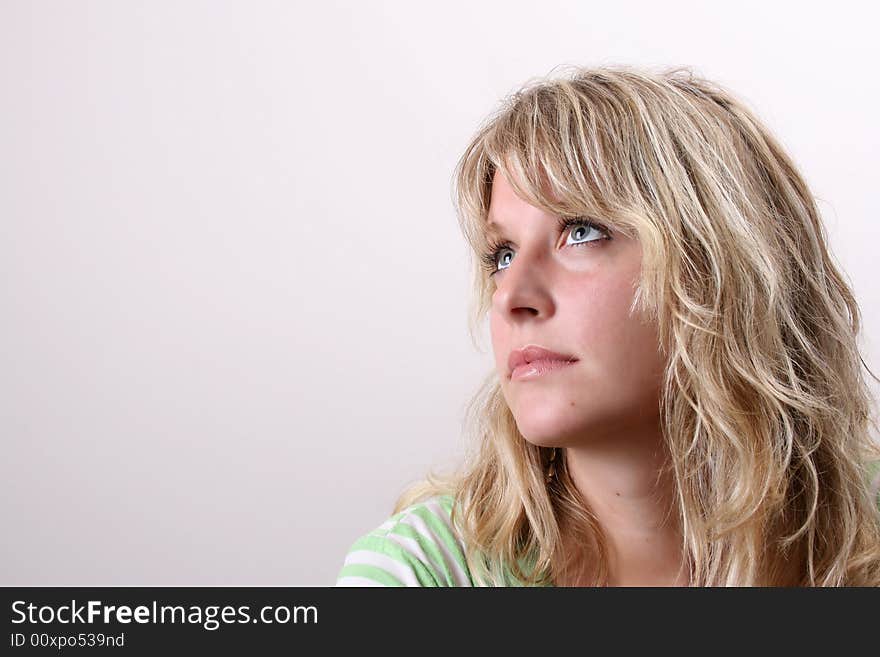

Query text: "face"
[486, 169, 666, 448]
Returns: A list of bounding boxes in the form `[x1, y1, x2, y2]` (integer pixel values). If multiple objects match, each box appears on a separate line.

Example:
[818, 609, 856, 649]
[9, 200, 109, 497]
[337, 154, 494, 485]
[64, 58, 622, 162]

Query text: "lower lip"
[510, 359, 578, 381]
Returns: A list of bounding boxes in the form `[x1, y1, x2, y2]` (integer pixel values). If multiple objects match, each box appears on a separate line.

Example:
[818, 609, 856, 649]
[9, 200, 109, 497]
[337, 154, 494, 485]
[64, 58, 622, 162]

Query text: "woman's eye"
[495, 247, 514, 271]
[565, 223, 603, 246]
[486, 221, 608, 275]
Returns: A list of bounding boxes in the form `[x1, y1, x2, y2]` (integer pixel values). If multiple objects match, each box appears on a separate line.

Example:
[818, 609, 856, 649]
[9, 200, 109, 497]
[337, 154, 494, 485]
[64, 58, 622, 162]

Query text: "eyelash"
[479, 217, 612, 277]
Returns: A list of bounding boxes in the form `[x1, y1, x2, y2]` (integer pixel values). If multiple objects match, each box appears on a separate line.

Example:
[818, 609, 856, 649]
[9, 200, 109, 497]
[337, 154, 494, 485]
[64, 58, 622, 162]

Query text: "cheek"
[570, 275, 663, 396]
[576, 275, 639, 344]
[489, 310, 508, 370]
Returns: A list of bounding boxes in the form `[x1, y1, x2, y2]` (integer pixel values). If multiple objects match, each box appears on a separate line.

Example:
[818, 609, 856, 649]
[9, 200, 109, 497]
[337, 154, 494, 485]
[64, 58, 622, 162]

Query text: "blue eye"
[480, 217, 612, 276]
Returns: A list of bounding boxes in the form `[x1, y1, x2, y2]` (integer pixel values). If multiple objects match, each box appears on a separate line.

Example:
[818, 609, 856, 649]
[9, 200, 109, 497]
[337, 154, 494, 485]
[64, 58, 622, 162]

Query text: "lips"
[508, 345, 578, 379]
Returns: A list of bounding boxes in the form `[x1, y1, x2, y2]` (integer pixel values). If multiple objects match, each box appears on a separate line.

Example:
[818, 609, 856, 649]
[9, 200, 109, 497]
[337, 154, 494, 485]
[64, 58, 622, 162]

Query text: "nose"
[491, 246, 556, 320]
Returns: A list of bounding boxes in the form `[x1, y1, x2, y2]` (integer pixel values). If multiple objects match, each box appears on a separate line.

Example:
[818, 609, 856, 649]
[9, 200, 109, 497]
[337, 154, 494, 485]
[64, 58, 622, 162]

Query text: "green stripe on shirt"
[336, 494, 467, 587]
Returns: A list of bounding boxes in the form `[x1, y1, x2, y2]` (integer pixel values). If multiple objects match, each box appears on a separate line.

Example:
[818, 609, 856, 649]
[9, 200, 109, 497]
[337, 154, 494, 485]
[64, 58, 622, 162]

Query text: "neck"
[558, 426, 687, 586]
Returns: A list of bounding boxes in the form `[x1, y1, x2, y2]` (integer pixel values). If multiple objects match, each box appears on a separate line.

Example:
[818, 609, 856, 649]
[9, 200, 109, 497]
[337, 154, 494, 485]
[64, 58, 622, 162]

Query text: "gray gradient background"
[2, 1, 878, 585]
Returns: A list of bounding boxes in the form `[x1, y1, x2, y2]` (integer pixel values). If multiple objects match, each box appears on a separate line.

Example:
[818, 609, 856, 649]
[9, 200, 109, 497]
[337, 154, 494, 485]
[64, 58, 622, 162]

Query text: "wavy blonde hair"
[395, 64, 880, 586]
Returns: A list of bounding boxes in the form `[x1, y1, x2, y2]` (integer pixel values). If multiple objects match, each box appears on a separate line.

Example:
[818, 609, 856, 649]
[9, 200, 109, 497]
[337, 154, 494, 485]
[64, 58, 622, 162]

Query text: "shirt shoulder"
[335, 494, 475, 587]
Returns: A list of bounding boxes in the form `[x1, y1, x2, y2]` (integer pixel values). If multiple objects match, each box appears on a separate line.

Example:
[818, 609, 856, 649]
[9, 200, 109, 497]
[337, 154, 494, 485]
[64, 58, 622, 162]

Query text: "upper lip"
[508, 345, 578, 378]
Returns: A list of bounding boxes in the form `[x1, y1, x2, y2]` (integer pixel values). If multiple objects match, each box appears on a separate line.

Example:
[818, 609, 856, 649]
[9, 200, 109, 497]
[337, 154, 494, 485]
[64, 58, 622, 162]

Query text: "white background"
[2, 0, 878, 585]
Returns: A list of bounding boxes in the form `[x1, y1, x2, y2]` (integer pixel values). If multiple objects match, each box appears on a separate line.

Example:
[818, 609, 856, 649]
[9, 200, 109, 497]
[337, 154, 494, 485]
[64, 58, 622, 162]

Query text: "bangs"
[454, 78, 647, 258]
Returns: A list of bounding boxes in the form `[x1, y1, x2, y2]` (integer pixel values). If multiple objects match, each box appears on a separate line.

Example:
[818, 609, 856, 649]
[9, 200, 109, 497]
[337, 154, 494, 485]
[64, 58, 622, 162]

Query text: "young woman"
[335, 65, 880, 587]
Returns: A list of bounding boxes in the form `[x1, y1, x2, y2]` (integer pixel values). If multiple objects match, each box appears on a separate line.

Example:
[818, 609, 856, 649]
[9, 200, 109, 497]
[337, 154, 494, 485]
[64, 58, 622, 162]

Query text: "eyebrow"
[484, 217, 504, 235]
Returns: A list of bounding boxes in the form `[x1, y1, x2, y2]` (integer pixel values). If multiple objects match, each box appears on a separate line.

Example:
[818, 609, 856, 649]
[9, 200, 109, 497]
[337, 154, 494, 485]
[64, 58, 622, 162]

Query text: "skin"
[486, 168, 687, 586]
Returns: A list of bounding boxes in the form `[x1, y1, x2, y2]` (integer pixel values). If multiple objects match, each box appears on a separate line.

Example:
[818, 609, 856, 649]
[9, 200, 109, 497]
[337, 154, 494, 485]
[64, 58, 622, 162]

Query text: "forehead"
[485, 168, 549, 234]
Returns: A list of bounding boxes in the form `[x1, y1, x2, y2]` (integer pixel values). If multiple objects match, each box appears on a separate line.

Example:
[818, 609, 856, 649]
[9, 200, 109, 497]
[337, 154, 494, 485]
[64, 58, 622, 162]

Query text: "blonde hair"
[395, 64, 880, 586]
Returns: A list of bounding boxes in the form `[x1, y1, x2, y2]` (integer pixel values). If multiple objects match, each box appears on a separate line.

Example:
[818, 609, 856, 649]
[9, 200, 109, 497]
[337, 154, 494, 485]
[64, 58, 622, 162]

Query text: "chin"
[513, 416, 582, 449]
[519, 436, 570, 451]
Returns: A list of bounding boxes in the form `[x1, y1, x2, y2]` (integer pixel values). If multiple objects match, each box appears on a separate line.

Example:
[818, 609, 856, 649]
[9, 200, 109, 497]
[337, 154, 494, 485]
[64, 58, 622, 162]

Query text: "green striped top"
[335, 495, 468, 587]
[334, 494, 548, 587]
[337, 464, 880, 587]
